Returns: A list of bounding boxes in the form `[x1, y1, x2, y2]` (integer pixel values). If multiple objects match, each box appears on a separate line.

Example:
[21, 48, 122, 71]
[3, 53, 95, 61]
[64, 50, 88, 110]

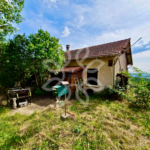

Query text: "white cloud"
[67, 22, 84, 31]
[50, 0, 56, 3]
[68, 21, 150, 50]
[42, 0, 56, 3]
[133, 50, 150, 58]
[131, 50, 150, 72]
[20, 12, 59, 35]
[39, 0, 58, 9]
[62, 26, 71, 37]
[62, 0, 150, 46]
[38, 14, 43, 18]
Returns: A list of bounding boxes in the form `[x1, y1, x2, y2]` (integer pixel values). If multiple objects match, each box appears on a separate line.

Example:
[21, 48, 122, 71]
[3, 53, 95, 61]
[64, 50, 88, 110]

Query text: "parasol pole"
[65, 94, 66, 116]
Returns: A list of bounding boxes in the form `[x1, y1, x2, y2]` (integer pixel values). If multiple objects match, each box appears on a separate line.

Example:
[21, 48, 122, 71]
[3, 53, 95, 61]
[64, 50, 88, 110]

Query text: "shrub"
[121, 67, 150, 108]
[100, 86, 130, 100]
[34, 88, 49, 96]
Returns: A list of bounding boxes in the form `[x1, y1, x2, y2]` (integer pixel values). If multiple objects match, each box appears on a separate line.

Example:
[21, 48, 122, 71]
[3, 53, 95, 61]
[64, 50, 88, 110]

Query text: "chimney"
[66, 45, 70, 52]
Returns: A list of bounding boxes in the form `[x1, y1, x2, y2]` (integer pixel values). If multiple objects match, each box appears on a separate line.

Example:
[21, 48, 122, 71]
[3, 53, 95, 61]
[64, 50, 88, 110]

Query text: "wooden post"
[65, 94, 66, 116]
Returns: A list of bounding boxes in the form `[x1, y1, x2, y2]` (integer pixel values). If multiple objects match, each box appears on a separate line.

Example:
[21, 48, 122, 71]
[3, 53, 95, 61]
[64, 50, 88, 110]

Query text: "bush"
[128, 86, 150, 108]
[100, 86, 130, 100]
[34, 88, 49, 96]
[121, 67, 150, 109]
[34, 88, 43, 95]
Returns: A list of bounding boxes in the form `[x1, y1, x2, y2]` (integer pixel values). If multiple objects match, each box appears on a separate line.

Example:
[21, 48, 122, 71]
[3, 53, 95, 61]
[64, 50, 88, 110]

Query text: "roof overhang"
[65, 54, 118, 61]
[52, 66, 85, 73]
[126, 40, 133, 65]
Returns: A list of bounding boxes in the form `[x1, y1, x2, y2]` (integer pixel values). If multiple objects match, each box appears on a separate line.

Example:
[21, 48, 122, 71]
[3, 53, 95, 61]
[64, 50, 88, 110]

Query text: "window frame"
[87, 68, 98, 86]
[108, 60, 113, 67]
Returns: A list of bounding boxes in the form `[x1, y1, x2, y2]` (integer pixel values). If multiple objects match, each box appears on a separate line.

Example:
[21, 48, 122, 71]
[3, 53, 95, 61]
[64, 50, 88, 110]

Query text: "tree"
[27, 29, 64, 88]
[0, 34, 30, 87]
[0, 0, 24, 41]
[0, 30, 64, 89]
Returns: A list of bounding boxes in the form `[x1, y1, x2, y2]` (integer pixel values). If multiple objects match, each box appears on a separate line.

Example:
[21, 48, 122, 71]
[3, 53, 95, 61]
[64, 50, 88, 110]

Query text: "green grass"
[0, 98, 150, 150]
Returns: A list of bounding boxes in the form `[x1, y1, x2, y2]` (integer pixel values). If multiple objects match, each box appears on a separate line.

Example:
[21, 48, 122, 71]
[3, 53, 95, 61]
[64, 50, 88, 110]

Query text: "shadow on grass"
[69, 93, 115, 114]
[0, 109, 60, 150]
[0, 119, 40, 149]
[0, 107, 7, 113]
[128, 104, 150, 112]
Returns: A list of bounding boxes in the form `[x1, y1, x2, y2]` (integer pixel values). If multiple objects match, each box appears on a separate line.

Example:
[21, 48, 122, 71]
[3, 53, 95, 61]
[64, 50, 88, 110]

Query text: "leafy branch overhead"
[0, 0, 24, 40]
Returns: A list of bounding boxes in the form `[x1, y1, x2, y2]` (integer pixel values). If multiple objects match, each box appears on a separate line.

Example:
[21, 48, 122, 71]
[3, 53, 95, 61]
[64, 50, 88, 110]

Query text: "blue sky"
[12, 0, 150, 72]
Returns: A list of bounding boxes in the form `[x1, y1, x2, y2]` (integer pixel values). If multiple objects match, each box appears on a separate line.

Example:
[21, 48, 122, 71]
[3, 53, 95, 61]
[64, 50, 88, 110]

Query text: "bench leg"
[12, 98, 17, 109]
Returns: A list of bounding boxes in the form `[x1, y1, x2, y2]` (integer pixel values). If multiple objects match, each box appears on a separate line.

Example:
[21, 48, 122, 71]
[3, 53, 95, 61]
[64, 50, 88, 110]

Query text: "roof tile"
[65, 38, 130, 60]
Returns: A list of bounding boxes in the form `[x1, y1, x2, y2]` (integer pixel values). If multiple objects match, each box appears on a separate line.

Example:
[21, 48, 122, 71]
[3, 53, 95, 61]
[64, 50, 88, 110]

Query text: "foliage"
[0, 34, 30, 87]
[121, 67, 150, 108]
[100, 86, 130, 100]
[100, 67, 150, 108]
[76, 79, 83, 97]
[114, 76, 126, 91]
[34, 88, 49, 96]
[27, 29, 64, 88]
[0, 29, 65, 89]
[34, 88, 43, 96]
[98, 75, 130, 100]
[0, 0, 25, 41]
[72, 125, 82, 134]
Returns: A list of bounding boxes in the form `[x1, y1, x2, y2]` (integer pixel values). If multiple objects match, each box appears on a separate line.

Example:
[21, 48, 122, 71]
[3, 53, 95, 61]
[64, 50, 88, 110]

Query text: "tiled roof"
[65, 38, 130, 60]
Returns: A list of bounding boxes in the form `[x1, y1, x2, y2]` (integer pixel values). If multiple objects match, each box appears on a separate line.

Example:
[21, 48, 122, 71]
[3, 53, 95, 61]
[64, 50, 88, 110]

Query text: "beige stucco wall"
[67, 57, 114, 92]
[119, 53, 127, 71]
[114, 53, 127, 80]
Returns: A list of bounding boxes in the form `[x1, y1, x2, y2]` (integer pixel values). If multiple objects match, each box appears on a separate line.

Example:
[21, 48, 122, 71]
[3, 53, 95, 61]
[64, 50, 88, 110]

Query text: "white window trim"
[85, 83, 99, 88]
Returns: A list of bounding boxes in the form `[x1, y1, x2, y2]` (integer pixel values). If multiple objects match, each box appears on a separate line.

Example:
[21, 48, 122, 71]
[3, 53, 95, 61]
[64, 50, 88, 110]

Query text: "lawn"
[0, 98, 150, 150]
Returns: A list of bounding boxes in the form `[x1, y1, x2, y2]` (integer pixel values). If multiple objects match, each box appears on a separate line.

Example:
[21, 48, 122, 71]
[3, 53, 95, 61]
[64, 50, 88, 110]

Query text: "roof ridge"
[66, 38, 130, 53]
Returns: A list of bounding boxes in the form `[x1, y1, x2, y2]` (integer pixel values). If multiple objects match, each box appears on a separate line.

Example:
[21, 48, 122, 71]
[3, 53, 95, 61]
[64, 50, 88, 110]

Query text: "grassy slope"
[0, 98, 150, 150]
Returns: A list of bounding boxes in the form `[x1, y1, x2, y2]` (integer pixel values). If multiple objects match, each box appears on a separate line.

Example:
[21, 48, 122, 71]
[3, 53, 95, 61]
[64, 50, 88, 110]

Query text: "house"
[51, 38, 133, 93]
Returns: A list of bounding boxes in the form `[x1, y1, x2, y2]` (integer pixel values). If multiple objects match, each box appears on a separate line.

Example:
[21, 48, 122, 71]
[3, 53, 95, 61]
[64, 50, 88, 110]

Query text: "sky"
[12, 0, 150, 72]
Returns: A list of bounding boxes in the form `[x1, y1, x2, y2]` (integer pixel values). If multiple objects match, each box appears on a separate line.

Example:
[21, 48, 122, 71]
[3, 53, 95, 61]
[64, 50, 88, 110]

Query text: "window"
[87, 69, 98, 85]
[108, 60, 113, 66]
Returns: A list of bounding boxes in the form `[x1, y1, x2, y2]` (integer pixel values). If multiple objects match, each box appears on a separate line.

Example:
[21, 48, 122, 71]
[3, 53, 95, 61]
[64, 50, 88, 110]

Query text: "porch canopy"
[51, 66, 85, 93]
[57, 66, 84, 73]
